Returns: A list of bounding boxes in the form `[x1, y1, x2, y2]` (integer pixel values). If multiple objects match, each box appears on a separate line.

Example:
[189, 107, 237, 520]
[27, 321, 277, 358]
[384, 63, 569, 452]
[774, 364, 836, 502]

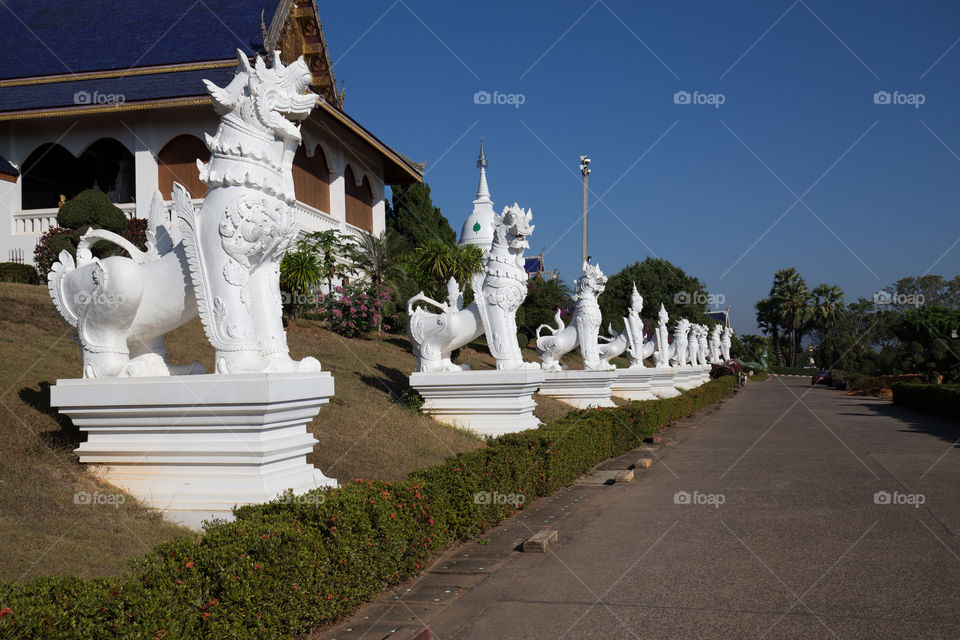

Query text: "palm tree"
[811, 284, 845, 334]
[348, 231, 407, 332]
[279, 248, 323, 320]
[778, 278, 813, 366]
[405, 238, 485, 300]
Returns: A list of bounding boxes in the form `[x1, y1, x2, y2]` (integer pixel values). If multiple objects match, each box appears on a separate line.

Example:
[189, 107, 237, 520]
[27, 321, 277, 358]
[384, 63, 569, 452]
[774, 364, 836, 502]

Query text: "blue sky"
[321, 0, 960, 334]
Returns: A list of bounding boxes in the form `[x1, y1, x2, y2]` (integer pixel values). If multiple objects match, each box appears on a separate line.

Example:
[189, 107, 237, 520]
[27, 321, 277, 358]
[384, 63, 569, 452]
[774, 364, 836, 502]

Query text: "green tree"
[297, 229, 353, 293]
[404, 238, 485, 301]
[516, 275, 574, 345]
[349, 231, 406, 332]
[598, 257, 714, 331]
[386, 182, 457, 256]
[279, 248, 323, 320]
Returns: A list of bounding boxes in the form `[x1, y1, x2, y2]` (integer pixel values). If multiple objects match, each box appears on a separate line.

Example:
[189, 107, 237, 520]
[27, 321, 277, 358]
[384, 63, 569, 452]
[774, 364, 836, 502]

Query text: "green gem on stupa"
[472, 222, 481, 232]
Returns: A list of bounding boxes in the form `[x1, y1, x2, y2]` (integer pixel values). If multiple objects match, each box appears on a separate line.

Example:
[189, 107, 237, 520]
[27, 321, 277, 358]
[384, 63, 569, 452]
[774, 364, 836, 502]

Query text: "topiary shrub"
[0, 262, 40, 285]
[33, 191, 146, 280]
[55, 189, 126, 233]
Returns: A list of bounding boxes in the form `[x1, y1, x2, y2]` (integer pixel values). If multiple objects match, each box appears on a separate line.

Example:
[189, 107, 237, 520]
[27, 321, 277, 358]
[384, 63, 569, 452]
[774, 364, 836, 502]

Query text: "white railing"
[12, 208, 59, 236]
[12, 199, 353, 237]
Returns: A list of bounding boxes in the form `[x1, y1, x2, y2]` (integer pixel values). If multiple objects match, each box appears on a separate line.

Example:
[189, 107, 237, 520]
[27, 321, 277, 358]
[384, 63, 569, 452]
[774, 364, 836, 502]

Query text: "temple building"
[0, 0, 421, 266]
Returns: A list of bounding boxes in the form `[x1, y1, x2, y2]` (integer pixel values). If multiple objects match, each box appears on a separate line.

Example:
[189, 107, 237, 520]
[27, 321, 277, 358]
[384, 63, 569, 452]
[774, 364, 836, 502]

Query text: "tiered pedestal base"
[410, 370, 544, 436]
[693, 364, 712, 386]
[650, 367, 682, 398]
[537, 370, 616, 409]
[51, 372, 337, 530]
[611, 367, 658, 401]
[673, 368, 697, 390]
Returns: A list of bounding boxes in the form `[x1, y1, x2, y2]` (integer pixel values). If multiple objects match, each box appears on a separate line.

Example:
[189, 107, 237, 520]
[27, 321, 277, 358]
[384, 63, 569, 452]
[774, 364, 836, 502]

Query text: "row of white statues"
[406, 208, 733, 374]
[41, 51, 733, 527]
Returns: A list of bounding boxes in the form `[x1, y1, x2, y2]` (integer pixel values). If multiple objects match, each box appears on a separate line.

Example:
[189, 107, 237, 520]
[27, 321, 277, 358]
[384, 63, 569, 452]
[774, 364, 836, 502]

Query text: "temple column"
[133, 127, 158, 219]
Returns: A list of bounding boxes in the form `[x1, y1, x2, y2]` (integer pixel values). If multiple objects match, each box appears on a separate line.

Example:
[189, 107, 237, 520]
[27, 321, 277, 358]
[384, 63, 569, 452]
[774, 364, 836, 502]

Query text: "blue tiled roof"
[0, 67, 236, 113]
[0, 1, 277, 80]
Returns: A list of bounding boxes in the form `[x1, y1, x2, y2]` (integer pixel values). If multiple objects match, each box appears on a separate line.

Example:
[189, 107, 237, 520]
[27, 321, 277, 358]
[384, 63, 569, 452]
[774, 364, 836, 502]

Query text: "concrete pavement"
[314, 378, 960, 639]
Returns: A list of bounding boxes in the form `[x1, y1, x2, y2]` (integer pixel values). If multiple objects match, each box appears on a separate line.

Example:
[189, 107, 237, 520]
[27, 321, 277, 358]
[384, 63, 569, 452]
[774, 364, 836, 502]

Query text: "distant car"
[811, 371, 832, 386]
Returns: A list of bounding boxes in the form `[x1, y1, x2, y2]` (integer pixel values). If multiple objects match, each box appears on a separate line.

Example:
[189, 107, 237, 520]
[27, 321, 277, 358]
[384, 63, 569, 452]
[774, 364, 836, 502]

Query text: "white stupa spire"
[476, 138, 491, 202]
[458, 138, 496, 253]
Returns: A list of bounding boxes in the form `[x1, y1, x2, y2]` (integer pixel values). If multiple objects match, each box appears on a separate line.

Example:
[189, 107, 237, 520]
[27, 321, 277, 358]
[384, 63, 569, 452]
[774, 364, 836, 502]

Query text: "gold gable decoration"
[266, 0, 343, 109]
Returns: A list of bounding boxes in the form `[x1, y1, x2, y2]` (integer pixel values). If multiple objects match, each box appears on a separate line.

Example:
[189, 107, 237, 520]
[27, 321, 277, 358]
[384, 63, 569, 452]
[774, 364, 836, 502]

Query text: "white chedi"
[536, 262, 611, 371]
[47, 51, 321, 377]
[407, 204, 538, 372]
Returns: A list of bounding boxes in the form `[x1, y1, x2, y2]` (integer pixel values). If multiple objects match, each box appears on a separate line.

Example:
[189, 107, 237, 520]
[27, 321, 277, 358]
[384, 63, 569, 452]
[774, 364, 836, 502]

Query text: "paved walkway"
[315, 378, 960, 639]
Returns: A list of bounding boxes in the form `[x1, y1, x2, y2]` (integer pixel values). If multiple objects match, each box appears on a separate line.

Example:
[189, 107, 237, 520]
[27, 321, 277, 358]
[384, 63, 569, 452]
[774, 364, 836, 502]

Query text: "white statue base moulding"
[673, 368, 698, 390]
[649, 367, 683, 399]
[50, 372, 336, 530]
[410, 370, 544, 436]
[536, 369, 617, 409]
[693, 364, 712, 386]
[611, 367, 659, 401]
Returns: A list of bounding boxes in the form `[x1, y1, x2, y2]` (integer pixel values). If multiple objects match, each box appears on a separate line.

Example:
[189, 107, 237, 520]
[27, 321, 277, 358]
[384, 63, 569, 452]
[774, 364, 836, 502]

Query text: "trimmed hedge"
[748, 370, 769, 382]
[0, 262, 40, 285]
[891, 382, 960, 421]
[0, 376, 735, 639]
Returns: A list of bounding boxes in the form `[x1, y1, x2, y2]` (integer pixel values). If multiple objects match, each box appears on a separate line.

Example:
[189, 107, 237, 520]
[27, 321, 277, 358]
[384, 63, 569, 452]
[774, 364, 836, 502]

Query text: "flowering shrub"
[309, 282, 394, 337]
[0, 378, 735, 639]
[711, 359, 743, 379]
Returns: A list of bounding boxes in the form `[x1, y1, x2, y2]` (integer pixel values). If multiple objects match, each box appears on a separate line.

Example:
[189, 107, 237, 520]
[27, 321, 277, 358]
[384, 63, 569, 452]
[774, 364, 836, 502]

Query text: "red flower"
[0, 607, 12, 618]
[203, 612, 210, 619]
[292, 584, 299, 590]
[185, 561, 195, 569]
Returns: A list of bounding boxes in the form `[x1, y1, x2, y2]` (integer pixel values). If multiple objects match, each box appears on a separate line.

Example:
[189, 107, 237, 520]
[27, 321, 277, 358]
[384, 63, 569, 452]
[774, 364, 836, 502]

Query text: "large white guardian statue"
[48, 51, 320, 378]
[407, 204, 538, 372]
[536, 261, 610, 371]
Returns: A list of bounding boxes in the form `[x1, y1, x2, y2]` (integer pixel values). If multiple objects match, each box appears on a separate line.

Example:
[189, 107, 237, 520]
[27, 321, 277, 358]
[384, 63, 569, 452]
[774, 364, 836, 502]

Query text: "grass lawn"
[0, 282, 578, 582]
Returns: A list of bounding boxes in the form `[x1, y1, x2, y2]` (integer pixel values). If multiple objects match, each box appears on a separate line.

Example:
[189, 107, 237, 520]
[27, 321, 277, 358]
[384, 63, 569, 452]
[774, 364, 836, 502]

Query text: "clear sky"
[320, 0, 960, 334]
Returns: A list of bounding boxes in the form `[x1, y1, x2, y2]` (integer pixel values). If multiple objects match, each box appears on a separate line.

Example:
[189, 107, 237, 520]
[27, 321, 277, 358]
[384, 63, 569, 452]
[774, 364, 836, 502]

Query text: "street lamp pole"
[580, 155, 591, 265]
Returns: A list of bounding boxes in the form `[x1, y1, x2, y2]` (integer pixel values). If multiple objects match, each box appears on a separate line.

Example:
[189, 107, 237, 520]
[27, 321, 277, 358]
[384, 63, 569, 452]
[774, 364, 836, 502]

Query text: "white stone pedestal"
[673, 368, 697, 390]
[410, 370, 544, 436]
[611, 367, 658, 401]
[51, 372, 337, 530]
[693, 364, 712, 386]
[537, 370, 616, 409]
[650, 367, 682, 398]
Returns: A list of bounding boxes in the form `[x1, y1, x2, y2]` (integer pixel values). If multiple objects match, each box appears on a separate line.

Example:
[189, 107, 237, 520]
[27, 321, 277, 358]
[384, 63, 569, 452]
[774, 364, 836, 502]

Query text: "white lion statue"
[48, 51, 321, 377]
[536, 261, 610, 371]
[407, 204, 539, 372]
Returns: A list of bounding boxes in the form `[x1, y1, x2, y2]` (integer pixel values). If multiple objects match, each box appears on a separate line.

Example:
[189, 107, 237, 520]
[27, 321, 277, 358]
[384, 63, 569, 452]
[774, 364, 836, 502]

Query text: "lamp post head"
[579, 155, 591, 176]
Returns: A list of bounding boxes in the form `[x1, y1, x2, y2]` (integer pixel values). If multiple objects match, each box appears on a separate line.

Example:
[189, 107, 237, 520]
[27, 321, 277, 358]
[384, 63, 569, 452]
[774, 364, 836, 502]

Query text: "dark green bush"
[56, 189, 126, 233]
[891, 382, 960, 421]
[0, 262, 40, 285]
[0, 377, 735, 639]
